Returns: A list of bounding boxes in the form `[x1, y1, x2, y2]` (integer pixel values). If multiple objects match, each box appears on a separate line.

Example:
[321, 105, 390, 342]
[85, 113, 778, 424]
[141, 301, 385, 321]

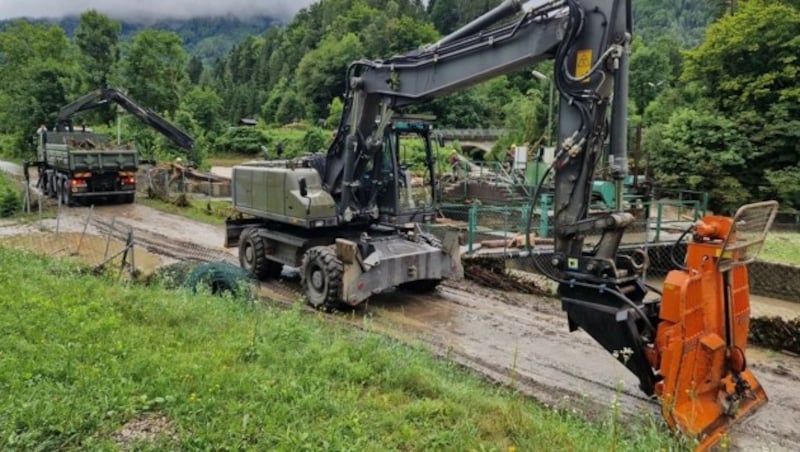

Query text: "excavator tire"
[301, 246, 342, 311]
[239, 228, 282, 280]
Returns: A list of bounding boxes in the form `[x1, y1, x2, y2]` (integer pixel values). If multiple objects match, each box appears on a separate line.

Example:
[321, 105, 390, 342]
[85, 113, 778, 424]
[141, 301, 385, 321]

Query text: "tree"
[632, 0, 727, 44]
[682, 0, 800, 207]
[326, 97, 344, 128]
[629, 39, 673, 115]
[74, 10, 120, 92]
[0, 21, 73, 154]
[684, 0, 800, 115]
[121, 30, 188, 114]
[502, 89, 544, 147]
[765, 166, 800, 208]
[187, 55, 204, 85]
[361, 8, 439, 57]
[181, 86, 223, 133]
[275, 90, 307, 125]
[260, 78, 289, 124]
[295, 33, 364, 120]
[648, 108, 751, 212]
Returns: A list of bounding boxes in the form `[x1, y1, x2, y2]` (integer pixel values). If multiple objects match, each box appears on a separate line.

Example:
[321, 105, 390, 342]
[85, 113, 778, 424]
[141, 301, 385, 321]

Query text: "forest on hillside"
[0, 15, 278, 62]
[0, 0, 798, 211]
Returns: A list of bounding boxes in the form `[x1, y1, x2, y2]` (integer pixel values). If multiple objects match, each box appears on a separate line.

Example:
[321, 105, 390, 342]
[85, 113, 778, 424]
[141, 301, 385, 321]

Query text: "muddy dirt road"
[28, 202, 800, 450]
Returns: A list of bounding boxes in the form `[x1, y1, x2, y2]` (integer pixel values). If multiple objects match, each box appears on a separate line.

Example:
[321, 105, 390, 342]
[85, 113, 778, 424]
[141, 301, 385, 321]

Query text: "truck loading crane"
[25, 88, 195, 205]
[53, 87, 195, 151]
[228, 1, 776, 447]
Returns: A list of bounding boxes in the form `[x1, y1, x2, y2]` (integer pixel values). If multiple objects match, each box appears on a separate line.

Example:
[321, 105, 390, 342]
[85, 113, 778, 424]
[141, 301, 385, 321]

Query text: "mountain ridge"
[0, 15, 280, 61]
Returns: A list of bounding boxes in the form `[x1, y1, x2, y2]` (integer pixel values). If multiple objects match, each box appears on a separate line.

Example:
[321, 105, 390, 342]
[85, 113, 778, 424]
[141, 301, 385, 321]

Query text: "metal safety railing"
[433, 194, 708, 256]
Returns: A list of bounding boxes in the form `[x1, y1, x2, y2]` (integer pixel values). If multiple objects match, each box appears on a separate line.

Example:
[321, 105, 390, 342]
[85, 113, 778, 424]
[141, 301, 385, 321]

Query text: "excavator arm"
[322, 1, 768, 447]
[324, 0, 568, 219]
[55, 88, 195, 151]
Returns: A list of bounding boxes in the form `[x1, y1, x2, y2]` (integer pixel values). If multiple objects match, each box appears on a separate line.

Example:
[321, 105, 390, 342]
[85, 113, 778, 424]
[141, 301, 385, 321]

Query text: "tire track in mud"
[77, 203, 800, 451]
[92, 216, 235, 264]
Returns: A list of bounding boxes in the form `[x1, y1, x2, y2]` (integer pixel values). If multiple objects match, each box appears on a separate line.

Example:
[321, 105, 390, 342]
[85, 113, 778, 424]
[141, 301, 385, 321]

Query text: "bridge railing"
[430, 196, 707, 256]
[438, 128, 506, 141]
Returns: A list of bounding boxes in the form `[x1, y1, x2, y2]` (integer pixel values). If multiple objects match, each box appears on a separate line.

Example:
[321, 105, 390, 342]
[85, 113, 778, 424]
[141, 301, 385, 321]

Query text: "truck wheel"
[123, 193, 135, 204]
[399, 279, 441, 294]
[61, 180, 74, 207]
[43, 175, 53, 197]
[239, 228, 282, 279]
[55, 179, 65, 205]
[301, 246, 342, 310]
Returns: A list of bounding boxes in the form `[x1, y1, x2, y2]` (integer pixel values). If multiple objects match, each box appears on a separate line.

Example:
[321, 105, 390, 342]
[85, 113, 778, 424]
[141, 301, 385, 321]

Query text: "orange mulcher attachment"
[652, 201, 778, 450]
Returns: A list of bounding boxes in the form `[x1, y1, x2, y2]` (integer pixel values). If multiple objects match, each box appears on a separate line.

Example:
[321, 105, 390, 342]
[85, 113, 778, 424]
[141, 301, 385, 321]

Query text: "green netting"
[151, 261, 256, 301]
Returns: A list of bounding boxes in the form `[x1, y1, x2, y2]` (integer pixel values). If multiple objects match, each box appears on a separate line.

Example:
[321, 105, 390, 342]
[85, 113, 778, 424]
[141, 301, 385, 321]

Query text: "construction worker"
[449, 151, 459, 180]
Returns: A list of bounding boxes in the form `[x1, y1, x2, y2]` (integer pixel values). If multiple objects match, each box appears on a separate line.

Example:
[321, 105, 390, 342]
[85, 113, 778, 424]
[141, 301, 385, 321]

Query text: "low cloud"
[0, 0, 317, 20]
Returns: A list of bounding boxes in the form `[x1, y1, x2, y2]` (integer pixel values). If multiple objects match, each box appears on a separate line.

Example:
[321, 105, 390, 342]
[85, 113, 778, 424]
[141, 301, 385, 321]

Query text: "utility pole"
[531, 70, 554, 146]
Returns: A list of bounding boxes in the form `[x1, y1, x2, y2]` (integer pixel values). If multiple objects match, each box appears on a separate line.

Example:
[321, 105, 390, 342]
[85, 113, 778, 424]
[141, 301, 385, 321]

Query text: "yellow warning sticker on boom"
[575, 49, 593, 82]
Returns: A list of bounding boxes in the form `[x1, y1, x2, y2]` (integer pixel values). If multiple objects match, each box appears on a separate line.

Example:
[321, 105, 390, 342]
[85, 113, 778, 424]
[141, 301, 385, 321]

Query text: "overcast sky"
[0, 0, 319, 20]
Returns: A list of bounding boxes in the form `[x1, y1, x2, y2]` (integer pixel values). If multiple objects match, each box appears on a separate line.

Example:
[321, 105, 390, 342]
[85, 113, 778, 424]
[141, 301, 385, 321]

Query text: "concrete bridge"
[437, 128, 504, 156]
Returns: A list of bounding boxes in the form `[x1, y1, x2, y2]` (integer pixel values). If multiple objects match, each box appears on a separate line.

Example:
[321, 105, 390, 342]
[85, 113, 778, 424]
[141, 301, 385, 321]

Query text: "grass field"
[137, 197, 233, 225]
[206, 153, 254, 167]
[762, 232, 800, 265]
[0, 247, 685, 450]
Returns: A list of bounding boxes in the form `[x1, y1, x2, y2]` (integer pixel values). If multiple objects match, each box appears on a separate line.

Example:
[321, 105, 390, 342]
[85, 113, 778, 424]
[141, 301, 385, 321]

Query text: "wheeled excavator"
[227, 1, 775, 447]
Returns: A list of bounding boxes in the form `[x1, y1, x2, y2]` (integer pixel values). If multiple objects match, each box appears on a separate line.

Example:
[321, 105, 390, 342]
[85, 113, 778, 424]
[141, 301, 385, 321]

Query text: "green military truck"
[26, 88, 195, 206]
[35, 131, 138, 205]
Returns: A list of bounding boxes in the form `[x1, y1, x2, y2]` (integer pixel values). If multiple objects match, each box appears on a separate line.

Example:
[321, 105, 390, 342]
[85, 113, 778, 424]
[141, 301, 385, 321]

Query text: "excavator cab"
[392, 117, 437, 212]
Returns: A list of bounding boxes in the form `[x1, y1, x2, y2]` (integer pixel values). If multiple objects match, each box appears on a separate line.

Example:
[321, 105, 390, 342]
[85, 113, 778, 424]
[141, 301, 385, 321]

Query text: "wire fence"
[774, 210, 800, 232]
[2, 200, 140, 279]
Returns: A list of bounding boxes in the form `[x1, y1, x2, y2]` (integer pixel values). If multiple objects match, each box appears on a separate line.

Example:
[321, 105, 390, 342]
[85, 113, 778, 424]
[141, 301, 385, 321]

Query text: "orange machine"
[649, 201, 778, 449]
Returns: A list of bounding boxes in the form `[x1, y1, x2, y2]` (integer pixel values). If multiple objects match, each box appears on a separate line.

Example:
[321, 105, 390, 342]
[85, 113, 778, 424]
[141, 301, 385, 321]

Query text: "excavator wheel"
[239, 228, 282, 280]
[301, 246, 342, 311]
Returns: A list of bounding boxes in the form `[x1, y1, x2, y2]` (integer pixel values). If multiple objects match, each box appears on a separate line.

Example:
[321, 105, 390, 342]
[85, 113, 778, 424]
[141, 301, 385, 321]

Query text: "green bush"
[213, 127, 269, 155]
[0, 173, 21, 218]
[301, 127, 328, 153]
[212, 125, 334, 159]
[397, 137, 453, 174]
